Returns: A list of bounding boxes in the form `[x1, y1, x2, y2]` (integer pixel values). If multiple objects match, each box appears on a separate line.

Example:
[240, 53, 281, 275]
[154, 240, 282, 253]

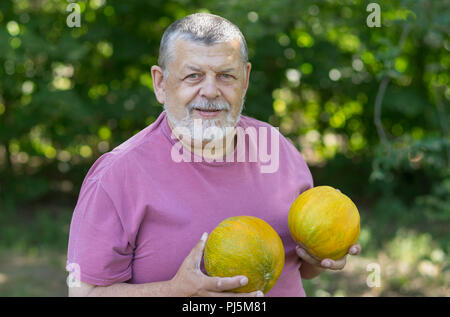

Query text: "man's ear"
[243, 62, 252, 95]
[151, 65, 165, 104]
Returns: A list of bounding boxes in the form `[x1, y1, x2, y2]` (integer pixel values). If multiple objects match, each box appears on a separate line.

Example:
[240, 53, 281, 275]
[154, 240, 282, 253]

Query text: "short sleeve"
[66, 178, 133, 286]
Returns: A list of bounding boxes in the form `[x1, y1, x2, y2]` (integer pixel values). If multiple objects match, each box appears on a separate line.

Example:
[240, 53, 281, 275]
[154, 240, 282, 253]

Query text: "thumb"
[186, 232, 208, 270]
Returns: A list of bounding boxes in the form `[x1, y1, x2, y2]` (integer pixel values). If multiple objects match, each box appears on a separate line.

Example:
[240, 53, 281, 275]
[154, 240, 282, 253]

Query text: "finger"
[321, 256, 346, 270]
[204, 290, 264, 297]
[348, 244, 361, 255]
[206, 275, 249, 292]
[185, 232, 208, 270]
[295, 245, 321, 266]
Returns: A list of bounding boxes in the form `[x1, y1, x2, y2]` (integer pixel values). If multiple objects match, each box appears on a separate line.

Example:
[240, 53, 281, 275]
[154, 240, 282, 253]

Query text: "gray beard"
[164, 98, 244, 142]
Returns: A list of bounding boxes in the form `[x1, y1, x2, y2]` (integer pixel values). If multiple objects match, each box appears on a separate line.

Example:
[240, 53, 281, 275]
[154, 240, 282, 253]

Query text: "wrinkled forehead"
[170, 38, 244, 71]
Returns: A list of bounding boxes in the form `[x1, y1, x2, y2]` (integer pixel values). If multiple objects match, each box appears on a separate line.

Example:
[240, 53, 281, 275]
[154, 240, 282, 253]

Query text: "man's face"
[162, 38, 251, 141]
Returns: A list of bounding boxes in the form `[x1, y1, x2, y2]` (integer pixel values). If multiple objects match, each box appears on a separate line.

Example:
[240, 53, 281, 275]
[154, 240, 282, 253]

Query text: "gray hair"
[158, 13, 249, 77]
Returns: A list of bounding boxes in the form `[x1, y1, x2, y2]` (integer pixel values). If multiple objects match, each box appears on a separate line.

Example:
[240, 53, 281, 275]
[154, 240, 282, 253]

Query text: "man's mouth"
[193, 108, 223, 118]
[194, 108, 221, 112]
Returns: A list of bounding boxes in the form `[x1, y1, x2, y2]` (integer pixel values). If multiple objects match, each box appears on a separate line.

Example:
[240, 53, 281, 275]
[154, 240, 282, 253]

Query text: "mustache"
[187, 99, 230, 112]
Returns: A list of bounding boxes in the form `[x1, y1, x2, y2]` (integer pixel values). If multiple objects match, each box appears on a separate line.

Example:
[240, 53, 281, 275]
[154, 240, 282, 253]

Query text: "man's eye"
[219, 74, 233, 80]
[186, 73, 200, 80]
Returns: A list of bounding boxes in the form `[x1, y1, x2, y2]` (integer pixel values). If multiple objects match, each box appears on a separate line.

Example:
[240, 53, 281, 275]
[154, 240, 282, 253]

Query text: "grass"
[303, 200, 450, 297]
[0, 249, 67, 296]
[0, 204, 72, 253]
[0, 201, 448, 297]
[0, 203, 72, 296]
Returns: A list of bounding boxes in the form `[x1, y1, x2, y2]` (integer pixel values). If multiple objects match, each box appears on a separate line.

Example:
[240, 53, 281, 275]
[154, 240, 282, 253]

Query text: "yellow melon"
[204, 216, 285, 294]
[288, 186, 360, 261]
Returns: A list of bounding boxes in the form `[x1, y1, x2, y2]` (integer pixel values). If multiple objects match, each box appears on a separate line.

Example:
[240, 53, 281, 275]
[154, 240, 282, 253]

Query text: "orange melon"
[288, 186, 360, 261]
[204, 216, 285, 294]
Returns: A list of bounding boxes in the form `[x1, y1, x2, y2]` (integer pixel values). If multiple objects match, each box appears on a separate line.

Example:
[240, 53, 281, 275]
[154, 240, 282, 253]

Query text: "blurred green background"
[0, 0, 449, 296]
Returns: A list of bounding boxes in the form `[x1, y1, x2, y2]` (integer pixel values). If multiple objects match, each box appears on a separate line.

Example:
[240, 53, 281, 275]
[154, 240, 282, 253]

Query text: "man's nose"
[199, 76, 221, 99]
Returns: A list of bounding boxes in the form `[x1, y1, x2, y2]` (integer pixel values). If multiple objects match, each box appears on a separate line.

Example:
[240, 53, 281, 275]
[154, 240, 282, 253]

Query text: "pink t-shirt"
[66, 111, 313, 296]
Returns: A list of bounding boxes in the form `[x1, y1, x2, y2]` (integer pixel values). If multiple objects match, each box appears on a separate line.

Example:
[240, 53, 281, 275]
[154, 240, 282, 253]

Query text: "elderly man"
[67, 13, 361, 297]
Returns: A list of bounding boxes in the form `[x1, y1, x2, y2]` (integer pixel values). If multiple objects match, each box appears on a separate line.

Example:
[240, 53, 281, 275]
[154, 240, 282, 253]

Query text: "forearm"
[299, 261, 325, 280]
[70, 279, 183, 297]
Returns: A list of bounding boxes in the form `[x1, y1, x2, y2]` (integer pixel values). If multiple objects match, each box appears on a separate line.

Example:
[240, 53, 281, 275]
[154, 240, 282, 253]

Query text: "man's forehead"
[172, 39, 242, 68]
[174, 37, 241, 51]
[181, 63, 238, 73]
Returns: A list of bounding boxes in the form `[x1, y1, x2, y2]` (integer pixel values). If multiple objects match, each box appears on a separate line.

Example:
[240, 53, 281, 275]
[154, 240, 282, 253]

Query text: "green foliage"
[0, 205, 72, 252]
[0, 0, 449, 287]
[416, 174, 450, 222]
[0, 0, 448, 297]
[0, 0, 448, 208]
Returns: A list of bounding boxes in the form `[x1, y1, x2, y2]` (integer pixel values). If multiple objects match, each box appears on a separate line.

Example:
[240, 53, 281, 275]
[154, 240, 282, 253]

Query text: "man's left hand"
[295, 243, 361, 270]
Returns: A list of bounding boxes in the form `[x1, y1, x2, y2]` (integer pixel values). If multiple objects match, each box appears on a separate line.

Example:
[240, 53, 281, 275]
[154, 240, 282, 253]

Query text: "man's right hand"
[170, 232, 264, 297]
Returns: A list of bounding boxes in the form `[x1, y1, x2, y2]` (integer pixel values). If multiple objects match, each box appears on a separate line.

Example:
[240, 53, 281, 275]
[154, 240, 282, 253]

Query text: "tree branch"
[433, 84, 450, 168]
[374, 77, 390, 145]
[373, 25, 410, 145]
